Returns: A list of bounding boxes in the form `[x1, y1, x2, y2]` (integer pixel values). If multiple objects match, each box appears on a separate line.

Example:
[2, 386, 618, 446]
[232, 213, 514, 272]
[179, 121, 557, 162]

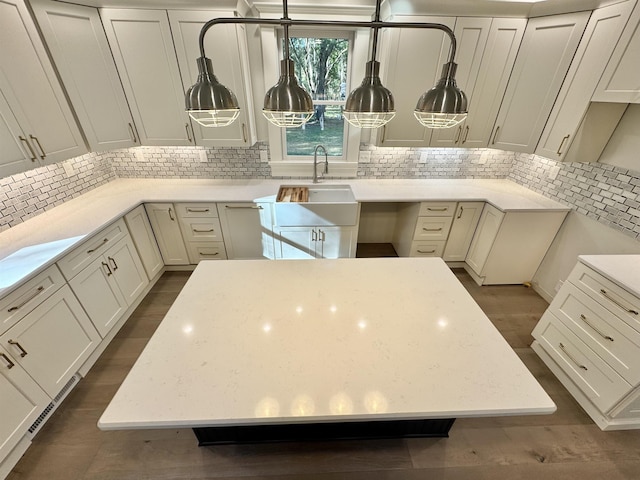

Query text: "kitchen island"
[98, 257, 555, 443]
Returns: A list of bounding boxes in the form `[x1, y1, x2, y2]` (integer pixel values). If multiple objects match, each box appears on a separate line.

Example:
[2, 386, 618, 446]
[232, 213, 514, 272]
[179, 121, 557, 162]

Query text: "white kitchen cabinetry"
[464, 204, 567, 285]
[68, 236, 148, 338]
[31, 0, 138, 152]
[169, 10, 256, 147]
[274, 226, 356, 259]
[218, 203, 269, 259]
[0, 344, 50, 467]
[376, 16, 455, 147]
[392, 202, 456, 257]
[0, 92, 35, 177]
[0, 285, 100, 398]
[176, 203, 228, 263]
[0, 0, 87, 167]
[124, 205, 163, 279]
[443, 201, 484, 262]
[145, 203, 190, 265]
[593, 1, 640, 103]
[100, 9, 194, 146]
[536, 2, 634, 162]
[532, 260, 640, 430]
[490, 12, 590, 153]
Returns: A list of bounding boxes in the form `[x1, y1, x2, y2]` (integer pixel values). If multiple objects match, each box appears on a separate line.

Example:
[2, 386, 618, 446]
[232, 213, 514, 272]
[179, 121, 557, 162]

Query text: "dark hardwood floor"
[8, 247, 640, 479]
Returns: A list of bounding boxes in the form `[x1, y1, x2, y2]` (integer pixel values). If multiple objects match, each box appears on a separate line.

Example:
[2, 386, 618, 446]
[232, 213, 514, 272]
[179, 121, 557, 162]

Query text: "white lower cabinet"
[532, 260, 640, 430]
[443, 202, 484, 261]
[124, 205, 163, 279]
[0, 286, 100, 398]
[392, 202, 456, 257]
[176, 203, 227, 264]
[218, 203, 269, 259]
[274, 226, 356, 259]
[145, 203, 190, 265]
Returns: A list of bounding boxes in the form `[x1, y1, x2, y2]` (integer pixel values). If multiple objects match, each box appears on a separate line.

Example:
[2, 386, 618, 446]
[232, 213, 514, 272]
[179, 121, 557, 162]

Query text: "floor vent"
[27, 374, 80, 437]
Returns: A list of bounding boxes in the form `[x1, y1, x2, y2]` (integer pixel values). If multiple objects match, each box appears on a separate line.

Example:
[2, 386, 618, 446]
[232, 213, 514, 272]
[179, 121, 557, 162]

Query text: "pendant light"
[414, 61, 468, 128]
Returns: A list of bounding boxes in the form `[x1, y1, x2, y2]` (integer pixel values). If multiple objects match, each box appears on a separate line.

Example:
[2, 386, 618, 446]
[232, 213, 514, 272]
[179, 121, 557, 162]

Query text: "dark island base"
[193, 418, 456, 445]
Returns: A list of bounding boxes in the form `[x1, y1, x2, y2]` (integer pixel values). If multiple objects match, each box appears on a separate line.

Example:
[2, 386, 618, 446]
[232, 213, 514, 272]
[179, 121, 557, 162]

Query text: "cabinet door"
[465, 203, 504, 276]
[536, 2, 634, 161]
[0, 90, 34, 177]
[144, 203, 190, 265]
[377, 16, 455, 147]
[101, 9, 194, 146]
[458, 18, 526, 148]
[169, 10, 255, 147]
[593, 2, 640, 103]
[68, 255, 127, 338]
[0, 344, 50, 462]
[317, 226, 356, 259]
[443, 202, 484, 262]
[124, 205, 163, 279]
[274, 227, 315, 259]
[0, 0, 87, 164]
[1, 286, 100, 398]
[31, 0, 138, 152]
[490, 12, 590, 153]
[218, 203, 268, 259]
[108, 237, 148, 306]
[429, 17, 491, 147]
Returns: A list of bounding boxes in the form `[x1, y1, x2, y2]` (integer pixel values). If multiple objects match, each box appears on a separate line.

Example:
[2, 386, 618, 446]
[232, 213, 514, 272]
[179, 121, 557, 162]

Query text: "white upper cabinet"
[536, 2, 634, 162]
[100, 9, 194, 146]
[168, 10, 256, 147]
[451, 18, 526, 149]
[0, 90, 35, 177]
[0, 0, 87, 166]
[31, 0, 139, 152]
[376, 16, 456, 147]
[593, 1, 640, 103]
[490, 11, 590, 154]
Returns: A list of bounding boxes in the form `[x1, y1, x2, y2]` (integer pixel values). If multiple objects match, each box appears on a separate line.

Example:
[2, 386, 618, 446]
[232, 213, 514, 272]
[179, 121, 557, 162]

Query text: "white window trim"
[260, 24, 370, 178]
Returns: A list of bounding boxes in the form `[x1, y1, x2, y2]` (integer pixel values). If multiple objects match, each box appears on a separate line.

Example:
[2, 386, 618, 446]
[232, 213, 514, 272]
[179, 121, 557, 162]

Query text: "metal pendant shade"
[185, 57, 240, 127]
[414, 62, 468, 129]
[262, 59, 314, 128]
[343, 61, 396, 128]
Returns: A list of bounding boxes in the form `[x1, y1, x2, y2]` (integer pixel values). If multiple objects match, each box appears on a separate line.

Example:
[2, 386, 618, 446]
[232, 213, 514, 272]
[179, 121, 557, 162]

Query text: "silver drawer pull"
[8, 286, 44, 312]
[457, 206, 464, 219]
[200, 252, 219, 256]
[600, 289, 639, 315]
[8, 340, 28, 358]
[422, 227, 443, 232]
[579, 314, 614, 342]
[187, 208, 210, 213]
[102, 262, 113, 276]
[559, 342, 587, 371]
[225, 205, 263, 209]
[87, 238, 109, 254]
[427, 207, 447, 211]
[193, 228, 214, 233]
[0, 353, 15, 369]
[417, 249, 436, 254]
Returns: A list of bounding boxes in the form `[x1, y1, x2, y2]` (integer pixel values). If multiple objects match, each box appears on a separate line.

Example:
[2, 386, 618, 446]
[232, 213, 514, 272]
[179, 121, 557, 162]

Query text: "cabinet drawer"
[410, 241, 446, 257]
[569, 262, 640, 333]
[56, 219, 128, 281]
[533, 312, 631, 412]
[179, 218, 224, 242]
[1, 265, 65, 335]
[185, 242, 227, 264]
[418, 202, 457, 217]
[175, 203, 218, 218]
[413, 216, 453, 241]
[550, 283, 640, 385]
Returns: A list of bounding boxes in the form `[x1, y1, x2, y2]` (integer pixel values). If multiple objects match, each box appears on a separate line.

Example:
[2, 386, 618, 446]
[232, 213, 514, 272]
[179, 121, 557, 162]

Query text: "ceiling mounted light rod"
[186, 0, 466, 130]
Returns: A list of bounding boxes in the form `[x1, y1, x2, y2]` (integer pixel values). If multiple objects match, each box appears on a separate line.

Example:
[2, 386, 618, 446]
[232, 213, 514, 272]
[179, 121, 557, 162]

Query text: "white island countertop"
[0, 178, 568, 296]
[98, 258, 556, 430]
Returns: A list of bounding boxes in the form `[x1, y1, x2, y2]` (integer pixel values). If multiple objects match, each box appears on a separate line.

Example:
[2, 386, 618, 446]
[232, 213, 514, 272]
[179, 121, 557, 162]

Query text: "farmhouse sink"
[274, 184, 358, 226]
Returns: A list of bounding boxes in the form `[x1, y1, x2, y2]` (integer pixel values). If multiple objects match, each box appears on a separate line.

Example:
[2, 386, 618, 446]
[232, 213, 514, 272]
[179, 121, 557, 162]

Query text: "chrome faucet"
[313, 144, 329, 184]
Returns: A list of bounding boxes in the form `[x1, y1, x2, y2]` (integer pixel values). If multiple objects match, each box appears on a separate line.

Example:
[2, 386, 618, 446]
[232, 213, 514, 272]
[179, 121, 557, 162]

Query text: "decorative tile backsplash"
[1, 143, 640, 241]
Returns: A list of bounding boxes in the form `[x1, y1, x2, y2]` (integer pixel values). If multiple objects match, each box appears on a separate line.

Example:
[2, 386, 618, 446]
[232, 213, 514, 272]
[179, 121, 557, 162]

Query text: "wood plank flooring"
[8, 252, 640, 479]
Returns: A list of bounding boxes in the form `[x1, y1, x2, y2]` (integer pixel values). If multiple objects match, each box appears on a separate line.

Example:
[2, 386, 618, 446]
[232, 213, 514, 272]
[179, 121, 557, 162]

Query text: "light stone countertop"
[579, 255, 640, 298]
[98, 258, 556, 430]
[0, 178, 568, 296]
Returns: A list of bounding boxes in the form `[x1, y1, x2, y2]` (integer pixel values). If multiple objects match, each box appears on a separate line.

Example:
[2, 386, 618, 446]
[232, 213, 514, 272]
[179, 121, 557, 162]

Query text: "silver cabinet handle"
[423, 227, 443, 232]
[0, 353, 15, 369]
[193, 228, 214, 233]
[311, 229, 317, 241]
[101, 261, 113, 276]
[454, 125, 462, 144]
[225, 205, 263, 209]
[557, 135, 570, 155]
[559, 342, 587, 371]
[186, 123, 193, 142]
[492, 126, 500, 145]
[186, 208, 210, 213]
[381, 125, 386, 143]
[87, 238, 108, 254]
[8, 286, 44, 312]
[417, 249, 436, 254]
[242, 123, 247, 143]
[579, 314, 613, 342]
[461, 125, 469, 144]
[319, 229, 326, 242]
[19, 136, 37, 161]
[108, 256, 118, 271]
[200, 252, 219, 256]
[600, 289, 639, 315]
[128, 123, 138, 143]
[457, 206, 464, 219]
[8, 340, 28, 358]
[427, 207, 447, 211]
[30, 134, 46, 159]
[168, 207, 175, 221]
